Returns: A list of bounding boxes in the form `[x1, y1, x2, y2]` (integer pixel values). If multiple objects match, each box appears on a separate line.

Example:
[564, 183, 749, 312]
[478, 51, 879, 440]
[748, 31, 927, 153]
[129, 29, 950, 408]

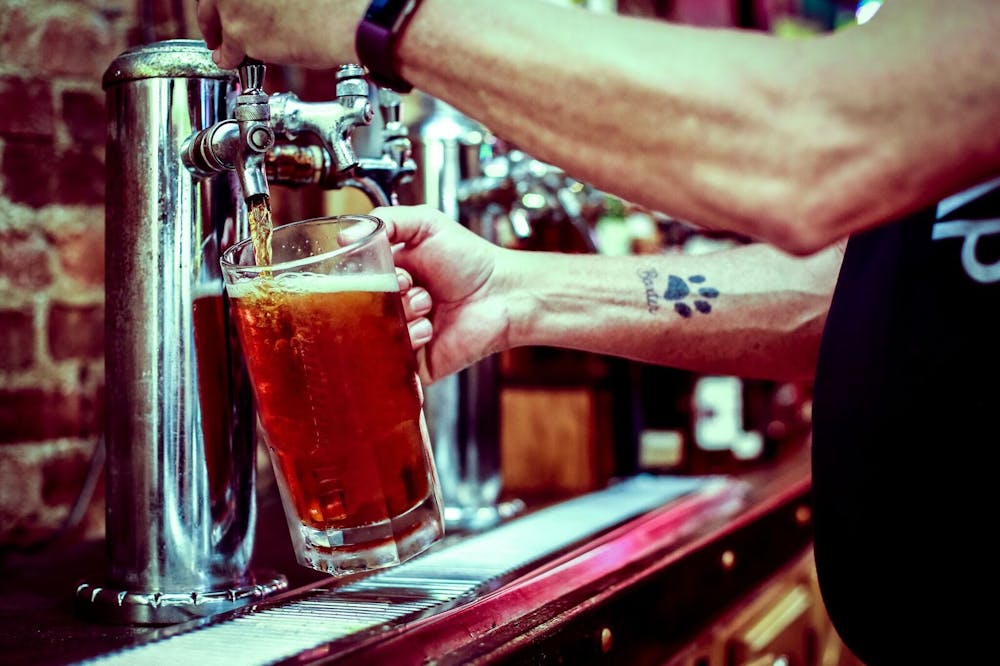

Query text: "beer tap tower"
[401, 95, 511, 532]
[403, 96, 605, 531]
[78, 40, 414, 625]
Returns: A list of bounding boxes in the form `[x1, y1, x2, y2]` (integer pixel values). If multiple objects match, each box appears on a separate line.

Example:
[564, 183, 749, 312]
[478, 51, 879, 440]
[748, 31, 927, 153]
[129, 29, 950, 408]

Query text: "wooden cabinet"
[500, 386, 617, 495]
[499, 347, 625, 495]
[665, 550, 864, 666]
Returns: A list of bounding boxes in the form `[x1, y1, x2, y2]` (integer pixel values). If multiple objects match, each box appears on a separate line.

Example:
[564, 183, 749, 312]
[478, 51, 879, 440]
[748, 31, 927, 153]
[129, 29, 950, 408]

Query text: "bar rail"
[0, 447, 812, 666]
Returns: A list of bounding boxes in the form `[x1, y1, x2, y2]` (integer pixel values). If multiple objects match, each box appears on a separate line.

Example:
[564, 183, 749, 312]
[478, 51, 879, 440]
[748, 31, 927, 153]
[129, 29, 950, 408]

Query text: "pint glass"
[221, 215, 444, 575]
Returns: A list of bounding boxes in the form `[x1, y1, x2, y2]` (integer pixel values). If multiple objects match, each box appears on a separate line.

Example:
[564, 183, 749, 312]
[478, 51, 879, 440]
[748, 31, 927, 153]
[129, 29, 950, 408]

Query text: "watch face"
[365, 0, 402, 27]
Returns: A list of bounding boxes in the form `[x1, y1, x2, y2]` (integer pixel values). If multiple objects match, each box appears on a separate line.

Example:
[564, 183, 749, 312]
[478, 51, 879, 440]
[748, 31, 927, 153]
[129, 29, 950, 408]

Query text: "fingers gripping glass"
[221, 215, 444, 575]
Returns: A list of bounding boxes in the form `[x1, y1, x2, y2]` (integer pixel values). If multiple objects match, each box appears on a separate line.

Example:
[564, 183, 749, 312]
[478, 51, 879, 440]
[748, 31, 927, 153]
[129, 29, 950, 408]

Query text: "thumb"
[373, 205, 443, 247]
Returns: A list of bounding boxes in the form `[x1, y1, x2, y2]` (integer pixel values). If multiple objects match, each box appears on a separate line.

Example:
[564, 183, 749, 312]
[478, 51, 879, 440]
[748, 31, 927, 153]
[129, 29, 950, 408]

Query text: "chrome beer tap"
[340, 88, 415, 205]
[81, 39, 416, 626]
[182, 58, 274, 204]
[233, 58, 274, 203]
[186, 62, 414, 207]
[403, 98, 612, 532]
[266, 64, 373, 185]
[460, 149, 604, 253]
[266, 66, 415, 205]
[402, 95, 517, 532]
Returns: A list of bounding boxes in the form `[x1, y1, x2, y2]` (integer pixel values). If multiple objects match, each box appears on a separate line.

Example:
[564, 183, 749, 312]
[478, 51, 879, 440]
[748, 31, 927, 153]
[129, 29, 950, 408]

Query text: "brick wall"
[0, 0, 327, 548]
[0, 0, 193, 547]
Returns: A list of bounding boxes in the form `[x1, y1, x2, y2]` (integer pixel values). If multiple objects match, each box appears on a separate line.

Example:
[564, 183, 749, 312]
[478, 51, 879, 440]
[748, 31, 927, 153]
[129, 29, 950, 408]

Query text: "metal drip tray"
[81, 475, 740, 665]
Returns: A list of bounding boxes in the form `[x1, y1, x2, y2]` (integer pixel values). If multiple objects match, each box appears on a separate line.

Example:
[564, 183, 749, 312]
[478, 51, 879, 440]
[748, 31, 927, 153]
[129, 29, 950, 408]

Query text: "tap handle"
[335, 64, 371, 100]
[239, 57, 266, 94]
[378, 88, 402, 126]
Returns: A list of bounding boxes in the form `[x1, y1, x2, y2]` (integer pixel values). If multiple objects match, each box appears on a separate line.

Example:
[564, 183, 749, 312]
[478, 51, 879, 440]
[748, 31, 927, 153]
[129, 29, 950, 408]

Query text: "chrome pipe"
[77, 39, 286, 625]
[402, 95, 514, 531]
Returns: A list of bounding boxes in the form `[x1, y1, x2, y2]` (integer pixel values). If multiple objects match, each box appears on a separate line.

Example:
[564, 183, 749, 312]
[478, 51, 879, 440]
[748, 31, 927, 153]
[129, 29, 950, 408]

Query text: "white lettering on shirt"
[931, 177, 1000, 284]
[930, 219, 1000, 284]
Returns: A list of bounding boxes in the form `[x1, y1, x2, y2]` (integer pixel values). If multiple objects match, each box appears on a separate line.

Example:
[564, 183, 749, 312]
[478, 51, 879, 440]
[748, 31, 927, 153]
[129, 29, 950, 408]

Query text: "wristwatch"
[355, 0, 424, 92]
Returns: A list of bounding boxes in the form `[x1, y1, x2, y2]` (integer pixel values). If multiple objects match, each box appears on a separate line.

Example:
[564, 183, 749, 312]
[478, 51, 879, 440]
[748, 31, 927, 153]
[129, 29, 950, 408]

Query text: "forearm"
[497, 242, 843, 382]
[398, 0, 1000, 253]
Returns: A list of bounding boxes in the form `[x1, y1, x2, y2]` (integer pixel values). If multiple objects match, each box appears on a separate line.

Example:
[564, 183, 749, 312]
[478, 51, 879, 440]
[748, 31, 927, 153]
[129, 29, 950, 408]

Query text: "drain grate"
[80, 475, 712, 665]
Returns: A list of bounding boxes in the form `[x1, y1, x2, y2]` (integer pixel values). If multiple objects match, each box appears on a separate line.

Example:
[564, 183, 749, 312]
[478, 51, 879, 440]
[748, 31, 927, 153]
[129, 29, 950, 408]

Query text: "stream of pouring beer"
[248, 194, 273, 271]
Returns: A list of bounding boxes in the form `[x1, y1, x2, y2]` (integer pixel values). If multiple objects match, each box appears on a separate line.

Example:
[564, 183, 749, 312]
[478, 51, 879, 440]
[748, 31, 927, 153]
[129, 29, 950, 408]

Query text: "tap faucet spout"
[182, 58, 275, 201]
[234, 57, 274, 201]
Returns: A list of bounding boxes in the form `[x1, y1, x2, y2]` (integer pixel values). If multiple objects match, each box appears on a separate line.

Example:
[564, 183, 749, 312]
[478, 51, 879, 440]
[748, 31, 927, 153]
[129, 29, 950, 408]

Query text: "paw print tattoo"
[664, 274, 718, 318]
[636, 268, 719, 318]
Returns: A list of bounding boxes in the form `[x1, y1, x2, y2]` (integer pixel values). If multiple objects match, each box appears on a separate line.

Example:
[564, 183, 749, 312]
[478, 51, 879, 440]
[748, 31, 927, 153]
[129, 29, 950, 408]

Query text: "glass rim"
[220, 214, 386, 275]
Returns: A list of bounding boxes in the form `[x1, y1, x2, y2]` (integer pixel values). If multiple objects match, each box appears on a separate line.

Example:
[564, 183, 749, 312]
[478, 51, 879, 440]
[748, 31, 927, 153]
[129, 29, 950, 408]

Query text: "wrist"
[355, 0, 425, 92]
[493, 248, 543, 350]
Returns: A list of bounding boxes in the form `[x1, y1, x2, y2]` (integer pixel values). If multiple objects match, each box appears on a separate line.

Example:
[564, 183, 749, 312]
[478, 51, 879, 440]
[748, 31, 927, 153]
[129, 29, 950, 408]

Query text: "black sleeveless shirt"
[812, 177, 1000, 664]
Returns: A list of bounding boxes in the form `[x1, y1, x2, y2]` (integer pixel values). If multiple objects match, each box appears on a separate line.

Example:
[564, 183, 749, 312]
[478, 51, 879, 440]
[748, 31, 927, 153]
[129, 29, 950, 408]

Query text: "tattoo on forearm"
[637, 269, 719, 318]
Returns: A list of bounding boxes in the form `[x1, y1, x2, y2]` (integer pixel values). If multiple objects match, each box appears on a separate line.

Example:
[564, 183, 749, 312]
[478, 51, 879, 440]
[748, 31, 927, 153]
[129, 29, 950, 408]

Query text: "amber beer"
[222, 215, 443, 575]
[191, 290, 237, 514]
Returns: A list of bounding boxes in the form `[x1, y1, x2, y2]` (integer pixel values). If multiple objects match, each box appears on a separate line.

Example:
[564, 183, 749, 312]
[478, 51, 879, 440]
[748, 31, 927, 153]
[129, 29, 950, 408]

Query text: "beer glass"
[221, 215, 444, 575]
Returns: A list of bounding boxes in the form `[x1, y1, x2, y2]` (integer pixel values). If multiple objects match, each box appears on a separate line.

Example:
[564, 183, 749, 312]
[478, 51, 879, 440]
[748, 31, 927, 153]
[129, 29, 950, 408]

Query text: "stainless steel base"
[75, 570, 288, 626]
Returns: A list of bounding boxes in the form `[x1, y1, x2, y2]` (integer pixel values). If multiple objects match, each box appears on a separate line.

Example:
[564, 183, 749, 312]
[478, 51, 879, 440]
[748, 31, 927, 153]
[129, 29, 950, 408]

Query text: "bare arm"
[399, 0, 1000, 254]
[495, 242, 843, 382]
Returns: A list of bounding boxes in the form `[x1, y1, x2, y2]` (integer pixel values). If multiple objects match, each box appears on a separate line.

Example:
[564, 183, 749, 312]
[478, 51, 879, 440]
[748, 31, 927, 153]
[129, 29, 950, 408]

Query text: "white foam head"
[225, 271, 398, 299]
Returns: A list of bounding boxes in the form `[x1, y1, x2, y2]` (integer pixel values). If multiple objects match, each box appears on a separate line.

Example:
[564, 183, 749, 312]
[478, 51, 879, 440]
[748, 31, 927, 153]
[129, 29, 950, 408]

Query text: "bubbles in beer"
[228, 271, 430, 533]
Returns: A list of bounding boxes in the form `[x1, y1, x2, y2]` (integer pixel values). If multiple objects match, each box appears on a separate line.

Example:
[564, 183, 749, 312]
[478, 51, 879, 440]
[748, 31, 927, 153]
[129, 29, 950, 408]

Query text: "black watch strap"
[356, 0, 423, 93]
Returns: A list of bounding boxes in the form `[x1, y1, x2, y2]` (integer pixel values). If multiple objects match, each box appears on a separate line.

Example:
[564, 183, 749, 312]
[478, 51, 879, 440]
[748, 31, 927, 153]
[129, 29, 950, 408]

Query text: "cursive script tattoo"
[637, 268, 660, 313]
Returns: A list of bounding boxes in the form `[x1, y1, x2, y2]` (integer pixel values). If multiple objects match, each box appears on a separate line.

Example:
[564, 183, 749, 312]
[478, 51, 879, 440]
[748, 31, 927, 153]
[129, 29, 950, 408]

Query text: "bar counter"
[0, 444, 814, 666]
